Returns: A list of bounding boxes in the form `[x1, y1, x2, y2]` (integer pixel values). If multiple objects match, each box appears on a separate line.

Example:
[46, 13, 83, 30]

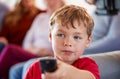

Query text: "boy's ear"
[86, 35, 92, 48]
[49, 32, 52, 43]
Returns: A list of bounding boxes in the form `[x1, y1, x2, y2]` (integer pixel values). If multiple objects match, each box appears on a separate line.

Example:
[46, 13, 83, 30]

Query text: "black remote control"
[39, 57, 57, 73]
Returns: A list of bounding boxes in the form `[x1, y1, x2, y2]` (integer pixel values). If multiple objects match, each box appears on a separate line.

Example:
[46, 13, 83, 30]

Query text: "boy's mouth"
[62, 50, 73, 55]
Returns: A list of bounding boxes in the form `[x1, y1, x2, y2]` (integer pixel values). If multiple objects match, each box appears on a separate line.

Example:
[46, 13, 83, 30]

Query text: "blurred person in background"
[0, 0, 44, 52]
[0, 0, 45, 79]
[0, 0, 66, 79]
[22, 0, 66, 56]
[84, 0, 120, 54]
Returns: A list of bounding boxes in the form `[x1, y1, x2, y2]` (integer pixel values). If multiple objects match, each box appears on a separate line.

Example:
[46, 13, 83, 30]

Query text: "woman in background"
[0, 0, 44, 79]
[9, 0, 66, 79]
[0, 0, 44, 52]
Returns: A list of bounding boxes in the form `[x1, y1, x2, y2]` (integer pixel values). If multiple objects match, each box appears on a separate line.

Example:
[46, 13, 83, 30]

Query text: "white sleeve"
[22, 14, 41, 50]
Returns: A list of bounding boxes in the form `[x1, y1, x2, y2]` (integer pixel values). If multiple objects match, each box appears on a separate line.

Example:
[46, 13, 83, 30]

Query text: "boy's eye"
[74, 36, 81, 40]
[57, 34, 65, 38]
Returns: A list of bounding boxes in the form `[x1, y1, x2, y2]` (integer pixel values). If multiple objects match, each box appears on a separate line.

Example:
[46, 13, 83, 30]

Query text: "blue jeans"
[9, 62, 25, 79]
[9, 58, 38, 79]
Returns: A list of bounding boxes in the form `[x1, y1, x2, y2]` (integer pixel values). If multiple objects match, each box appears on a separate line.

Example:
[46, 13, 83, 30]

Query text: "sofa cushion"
[83, 51, 120, 79]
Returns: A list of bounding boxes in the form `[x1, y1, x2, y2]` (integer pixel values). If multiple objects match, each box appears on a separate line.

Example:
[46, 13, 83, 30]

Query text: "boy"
[24, 5, 100, 79]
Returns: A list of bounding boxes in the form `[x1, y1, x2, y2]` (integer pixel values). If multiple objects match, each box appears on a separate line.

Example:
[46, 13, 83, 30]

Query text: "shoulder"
[24, 59, 42, 79]
[73, 57, 97, 66]
[72, 57, 100, 79]
[30, 12, 47, 26]
[35, 12, 48, 20]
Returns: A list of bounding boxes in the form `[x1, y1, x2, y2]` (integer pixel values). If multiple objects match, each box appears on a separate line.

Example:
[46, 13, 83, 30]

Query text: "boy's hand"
[43, 60, 96, 79]
[44, 60, 71, 79]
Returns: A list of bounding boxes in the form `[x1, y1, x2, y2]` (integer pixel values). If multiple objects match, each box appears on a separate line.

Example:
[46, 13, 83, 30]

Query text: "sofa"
[11, 50, 120, 79]
[83, 50, 120, 79]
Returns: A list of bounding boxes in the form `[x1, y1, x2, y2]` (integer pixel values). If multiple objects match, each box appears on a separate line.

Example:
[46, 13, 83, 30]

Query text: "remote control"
[39, 57, 57, 73]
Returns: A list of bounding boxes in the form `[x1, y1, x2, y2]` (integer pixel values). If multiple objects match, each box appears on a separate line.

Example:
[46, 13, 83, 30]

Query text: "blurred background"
[0, 0, 95, 12]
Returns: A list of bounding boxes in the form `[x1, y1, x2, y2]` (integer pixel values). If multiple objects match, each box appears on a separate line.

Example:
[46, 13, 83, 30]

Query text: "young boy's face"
[49, 20, 92, 64]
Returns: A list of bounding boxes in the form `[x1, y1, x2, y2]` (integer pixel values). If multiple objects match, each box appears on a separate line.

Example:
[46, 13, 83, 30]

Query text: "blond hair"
[50, 5, 94, 37]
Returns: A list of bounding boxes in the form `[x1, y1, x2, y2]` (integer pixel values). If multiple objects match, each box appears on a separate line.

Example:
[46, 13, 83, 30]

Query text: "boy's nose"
[64, 39, 72, 47]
